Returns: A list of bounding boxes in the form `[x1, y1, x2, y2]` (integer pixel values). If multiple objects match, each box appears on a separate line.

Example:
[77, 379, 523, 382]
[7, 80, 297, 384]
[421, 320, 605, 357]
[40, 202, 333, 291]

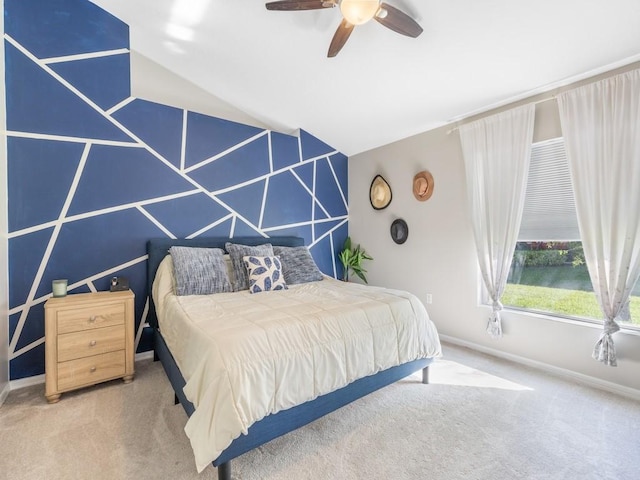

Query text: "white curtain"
[459, 105, 536, 338]
[557, 69, 640, 367]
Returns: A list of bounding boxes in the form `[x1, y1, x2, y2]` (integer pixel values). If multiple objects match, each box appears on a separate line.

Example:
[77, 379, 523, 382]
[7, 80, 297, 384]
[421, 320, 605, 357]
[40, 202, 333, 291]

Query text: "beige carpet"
[1, 344, 639, 480]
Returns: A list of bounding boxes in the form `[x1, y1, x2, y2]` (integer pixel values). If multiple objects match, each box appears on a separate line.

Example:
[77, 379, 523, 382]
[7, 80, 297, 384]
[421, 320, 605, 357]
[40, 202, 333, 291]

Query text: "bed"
[147, 236, 441, 479]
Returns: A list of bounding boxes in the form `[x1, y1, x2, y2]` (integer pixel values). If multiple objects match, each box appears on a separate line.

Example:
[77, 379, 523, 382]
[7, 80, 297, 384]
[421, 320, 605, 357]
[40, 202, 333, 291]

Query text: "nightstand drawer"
[57, 350, 126, 391]
[57, 325, 125, 362]
[57, 303, 125, 334]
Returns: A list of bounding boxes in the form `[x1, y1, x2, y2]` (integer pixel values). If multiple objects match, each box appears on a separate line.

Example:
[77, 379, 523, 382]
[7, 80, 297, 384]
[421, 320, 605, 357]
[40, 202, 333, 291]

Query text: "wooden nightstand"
[44, 290, 135, 403]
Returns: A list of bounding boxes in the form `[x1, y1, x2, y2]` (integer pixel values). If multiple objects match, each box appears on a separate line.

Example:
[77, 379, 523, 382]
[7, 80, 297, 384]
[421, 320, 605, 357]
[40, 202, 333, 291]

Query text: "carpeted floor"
[1, 343, 639, 480]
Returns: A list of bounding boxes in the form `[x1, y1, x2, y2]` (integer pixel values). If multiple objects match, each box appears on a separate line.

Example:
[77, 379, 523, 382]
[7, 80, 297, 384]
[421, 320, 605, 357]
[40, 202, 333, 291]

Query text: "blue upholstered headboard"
[146, 236, 305, 328]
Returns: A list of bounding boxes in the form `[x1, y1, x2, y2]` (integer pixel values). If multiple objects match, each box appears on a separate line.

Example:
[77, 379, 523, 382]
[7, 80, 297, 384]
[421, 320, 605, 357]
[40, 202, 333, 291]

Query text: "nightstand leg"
[122, 375, 134, 384]
[46, 394, 61, 404]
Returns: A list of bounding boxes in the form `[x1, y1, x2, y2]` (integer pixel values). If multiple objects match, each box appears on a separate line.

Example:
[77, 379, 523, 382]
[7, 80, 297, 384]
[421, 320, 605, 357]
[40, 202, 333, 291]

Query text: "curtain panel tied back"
[557, 68, 640, 367]
[459, 105, 536, 339]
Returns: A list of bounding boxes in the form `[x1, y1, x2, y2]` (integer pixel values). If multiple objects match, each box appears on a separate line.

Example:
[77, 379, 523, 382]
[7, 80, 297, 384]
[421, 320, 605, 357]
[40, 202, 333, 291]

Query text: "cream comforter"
[153, 257, 441, 472]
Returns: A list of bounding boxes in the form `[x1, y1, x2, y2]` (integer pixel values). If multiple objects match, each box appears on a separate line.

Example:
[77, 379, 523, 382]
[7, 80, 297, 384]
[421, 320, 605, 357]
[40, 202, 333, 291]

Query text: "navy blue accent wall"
[4, 0, 348, 380]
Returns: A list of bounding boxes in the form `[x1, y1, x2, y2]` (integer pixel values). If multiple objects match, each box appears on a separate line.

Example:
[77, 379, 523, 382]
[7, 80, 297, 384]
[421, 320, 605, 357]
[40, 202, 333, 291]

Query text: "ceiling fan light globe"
[339, 0, 380, 25]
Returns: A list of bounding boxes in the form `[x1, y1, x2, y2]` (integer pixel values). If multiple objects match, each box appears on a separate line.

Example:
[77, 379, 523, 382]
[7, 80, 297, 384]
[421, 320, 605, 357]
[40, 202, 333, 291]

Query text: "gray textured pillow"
[273, 246, 324, 285]
[169, 246, 232, 295]
[225, 242, 274, 291]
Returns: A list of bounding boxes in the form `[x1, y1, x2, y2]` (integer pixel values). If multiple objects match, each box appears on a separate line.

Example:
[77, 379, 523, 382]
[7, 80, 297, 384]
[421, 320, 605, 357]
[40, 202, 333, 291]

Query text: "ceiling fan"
[265, 0, 423, 57]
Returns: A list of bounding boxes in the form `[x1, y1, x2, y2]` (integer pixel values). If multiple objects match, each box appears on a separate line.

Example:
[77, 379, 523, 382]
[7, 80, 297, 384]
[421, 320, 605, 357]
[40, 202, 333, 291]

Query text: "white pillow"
[152, 255, 175, 320]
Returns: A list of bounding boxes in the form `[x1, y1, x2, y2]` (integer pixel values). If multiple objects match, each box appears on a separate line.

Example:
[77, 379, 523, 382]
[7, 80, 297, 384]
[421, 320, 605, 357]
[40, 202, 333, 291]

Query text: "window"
[501, 138, 640, 327]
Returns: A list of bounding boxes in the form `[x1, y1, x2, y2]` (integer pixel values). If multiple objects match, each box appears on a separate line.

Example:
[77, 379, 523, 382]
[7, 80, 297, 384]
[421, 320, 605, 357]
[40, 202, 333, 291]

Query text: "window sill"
[500, 306, 640, 337]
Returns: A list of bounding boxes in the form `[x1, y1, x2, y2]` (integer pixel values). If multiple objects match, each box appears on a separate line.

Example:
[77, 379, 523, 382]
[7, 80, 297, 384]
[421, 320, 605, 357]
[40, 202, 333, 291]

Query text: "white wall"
[349, 62, 640, 396]
[0, 0, 10, 406]
[129, 51, 270, 130]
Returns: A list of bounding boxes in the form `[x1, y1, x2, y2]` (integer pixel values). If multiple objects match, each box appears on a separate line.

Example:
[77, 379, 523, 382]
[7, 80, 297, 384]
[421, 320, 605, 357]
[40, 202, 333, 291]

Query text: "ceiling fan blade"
[328, 19, 355, 57]
[375, 2, 423, 38]
[266, 0, 335, 11]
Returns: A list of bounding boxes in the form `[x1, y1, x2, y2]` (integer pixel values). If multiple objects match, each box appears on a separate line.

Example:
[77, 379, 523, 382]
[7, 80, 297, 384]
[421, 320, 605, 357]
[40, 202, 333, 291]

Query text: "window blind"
[518, 137, 580, 241]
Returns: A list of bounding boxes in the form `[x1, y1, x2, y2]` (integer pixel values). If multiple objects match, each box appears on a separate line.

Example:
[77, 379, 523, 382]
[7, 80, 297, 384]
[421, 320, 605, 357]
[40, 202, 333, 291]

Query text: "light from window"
[500, 139, 639, 328]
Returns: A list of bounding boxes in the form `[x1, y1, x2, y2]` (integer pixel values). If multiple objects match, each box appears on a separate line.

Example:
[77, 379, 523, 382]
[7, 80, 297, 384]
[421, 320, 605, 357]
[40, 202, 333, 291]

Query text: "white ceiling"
[90, 0, 640, 156]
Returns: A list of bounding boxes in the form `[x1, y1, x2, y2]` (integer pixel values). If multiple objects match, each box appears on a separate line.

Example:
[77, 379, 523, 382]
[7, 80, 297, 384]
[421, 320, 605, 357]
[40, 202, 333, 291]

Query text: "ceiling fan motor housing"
[265, 0, 422, 57]
[340, 0, 380, 25]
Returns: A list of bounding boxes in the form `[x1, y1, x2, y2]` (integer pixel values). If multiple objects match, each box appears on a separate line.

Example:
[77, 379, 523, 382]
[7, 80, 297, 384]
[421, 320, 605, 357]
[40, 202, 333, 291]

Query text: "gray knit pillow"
[225, 242, 274, 291]
[169, 246, 232, 295]
[273, 246, 324, 285]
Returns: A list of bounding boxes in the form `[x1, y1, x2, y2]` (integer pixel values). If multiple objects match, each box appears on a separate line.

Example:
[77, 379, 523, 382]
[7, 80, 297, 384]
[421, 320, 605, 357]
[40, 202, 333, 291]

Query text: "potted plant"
[339, 236, 373, 283]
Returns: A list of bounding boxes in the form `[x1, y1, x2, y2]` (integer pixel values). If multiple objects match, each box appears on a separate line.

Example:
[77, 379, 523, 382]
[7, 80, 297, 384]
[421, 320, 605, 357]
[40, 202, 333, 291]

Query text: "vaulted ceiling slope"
[90, 0, 640, 156]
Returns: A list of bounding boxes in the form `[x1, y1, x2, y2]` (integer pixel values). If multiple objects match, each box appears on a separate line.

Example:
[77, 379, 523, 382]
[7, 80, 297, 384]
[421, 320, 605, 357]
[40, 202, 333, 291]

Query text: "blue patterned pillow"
[169, 246, 232, 295]
[243, 255, 288, 294]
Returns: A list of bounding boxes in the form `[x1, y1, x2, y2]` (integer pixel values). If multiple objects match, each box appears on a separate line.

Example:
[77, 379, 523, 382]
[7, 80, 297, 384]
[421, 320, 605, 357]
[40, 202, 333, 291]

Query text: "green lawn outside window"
[502, 283, 640, 326]
[504, 243, 640, 327]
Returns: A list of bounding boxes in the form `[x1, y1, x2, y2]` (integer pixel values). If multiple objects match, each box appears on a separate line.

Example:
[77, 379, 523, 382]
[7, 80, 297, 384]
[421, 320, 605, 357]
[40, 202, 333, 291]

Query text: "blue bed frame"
[146, 237, 433, 480]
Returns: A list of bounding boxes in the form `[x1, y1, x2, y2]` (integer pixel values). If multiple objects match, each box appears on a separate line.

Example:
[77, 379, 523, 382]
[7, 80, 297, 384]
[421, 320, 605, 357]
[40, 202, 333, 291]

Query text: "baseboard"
[135, 351, 154, 361]
[9, 373, 45, 390]
[7, 351, 155, 392]
[0, 382, 9, 407]
[440, 334, 640, 402]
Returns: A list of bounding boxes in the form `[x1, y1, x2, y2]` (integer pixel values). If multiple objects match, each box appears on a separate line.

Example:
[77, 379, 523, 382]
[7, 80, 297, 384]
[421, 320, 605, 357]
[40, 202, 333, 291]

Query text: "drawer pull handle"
[90, 366, 97, 373]
[89, 340, 97, 347]
[89, 316, 97, 323]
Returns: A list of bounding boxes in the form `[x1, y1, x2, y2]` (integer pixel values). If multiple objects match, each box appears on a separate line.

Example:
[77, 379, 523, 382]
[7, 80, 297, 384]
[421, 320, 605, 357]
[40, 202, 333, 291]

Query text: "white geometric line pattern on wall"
[41, 48, 130, 65]
[8, 254, 149, 360]
[8, 141, 92, 357]
[7, 189, 202, 239]
[5, 0, 348, 380]
[105, 96, 136, 116]
[183, 131, 269, 174]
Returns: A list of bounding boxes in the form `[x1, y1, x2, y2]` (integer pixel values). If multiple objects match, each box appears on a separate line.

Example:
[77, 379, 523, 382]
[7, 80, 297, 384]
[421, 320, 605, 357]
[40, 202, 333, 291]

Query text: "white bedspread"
[153, 257, 441, 472]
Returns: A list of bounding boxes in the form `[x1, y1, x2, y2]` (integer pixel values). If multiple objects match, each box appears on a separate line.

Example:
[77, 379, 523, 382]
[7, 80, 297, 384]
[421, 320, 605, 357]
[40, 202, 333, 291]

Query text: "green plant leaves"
[339, 236, 373, 283]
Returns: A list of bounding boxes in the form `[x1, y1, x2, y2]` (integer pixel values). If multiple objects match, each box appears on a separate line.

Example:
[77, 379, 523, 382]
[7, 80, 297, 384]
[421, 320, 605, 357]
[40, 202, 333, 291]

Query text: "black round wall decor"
[390, 219, 409, 244]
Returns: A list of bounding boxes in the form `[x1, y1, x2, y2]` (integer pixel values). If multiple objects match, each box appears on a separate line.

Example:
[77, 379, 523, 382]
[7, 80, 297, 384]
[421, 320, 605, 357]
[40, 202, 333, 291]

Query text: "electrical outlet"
[425, 293, 432, 304]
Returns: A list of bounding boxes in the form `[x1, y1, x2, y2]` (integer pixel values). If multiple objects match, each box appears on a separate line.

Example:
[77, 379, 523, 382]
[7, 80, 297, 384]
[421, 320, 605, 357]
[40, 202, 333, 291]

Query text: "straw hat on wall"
[370, 175, 392, 210]
[413, 170, 434, 201]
